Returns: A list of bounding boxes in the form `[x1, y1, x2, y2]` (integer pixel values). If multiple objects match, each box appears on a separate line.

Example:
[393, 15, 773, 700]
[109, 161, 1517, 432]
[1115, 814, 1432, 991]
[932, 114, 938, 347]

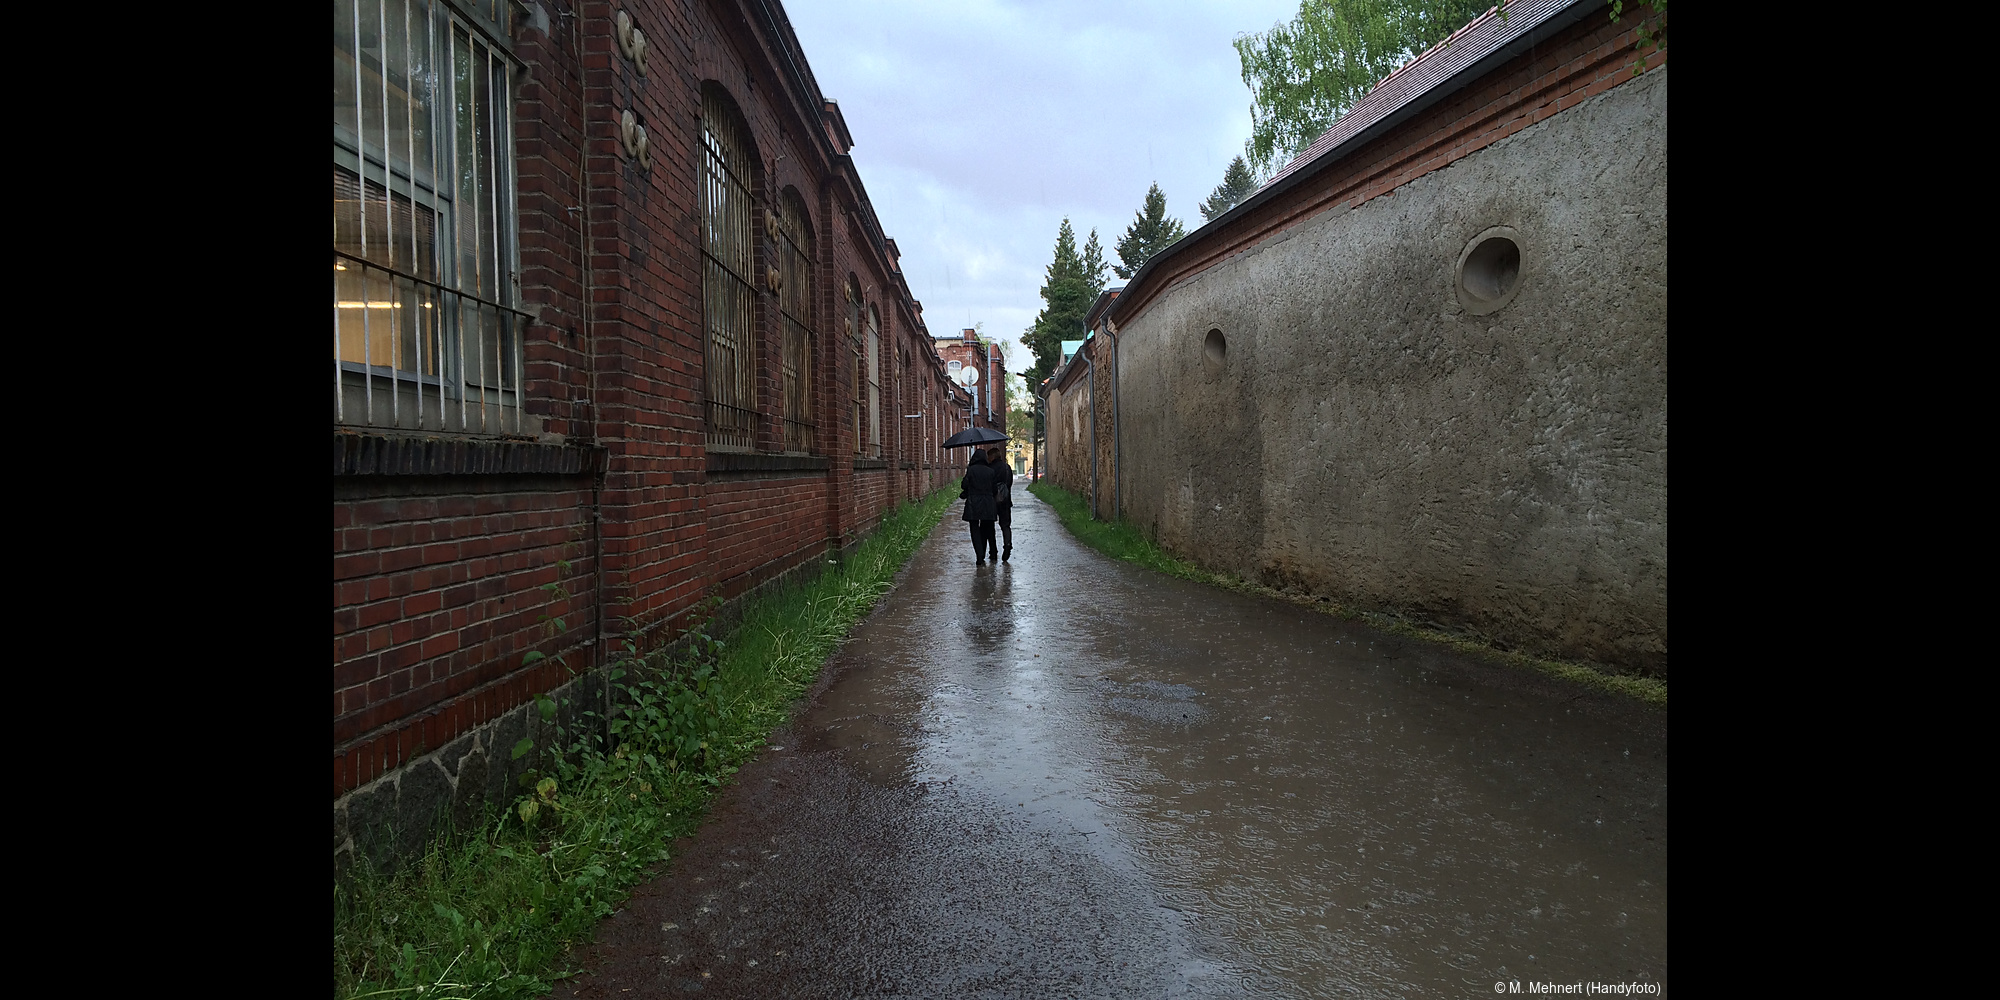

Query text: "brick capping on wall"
[1105, 1, 1664, 332]
[334, 431, 605, 478]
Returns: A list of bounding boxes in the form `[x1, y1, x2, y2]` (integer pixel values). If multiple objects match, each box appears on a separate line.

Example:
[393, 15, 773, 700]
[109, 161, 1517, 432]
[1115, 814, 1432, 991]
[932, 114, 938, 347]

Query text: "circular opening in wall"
[1204, 328, 1227, 367]
[1456, 227, 1524, 315]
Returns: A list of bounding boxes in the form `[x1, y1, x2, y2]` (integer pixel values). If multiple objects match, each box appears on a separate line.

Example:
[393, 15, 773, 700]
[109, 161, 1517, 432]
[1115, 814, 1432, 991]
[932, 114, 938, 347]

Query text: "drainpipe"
[570, 3, 610, 740]
[1086, 342, 1098, 520]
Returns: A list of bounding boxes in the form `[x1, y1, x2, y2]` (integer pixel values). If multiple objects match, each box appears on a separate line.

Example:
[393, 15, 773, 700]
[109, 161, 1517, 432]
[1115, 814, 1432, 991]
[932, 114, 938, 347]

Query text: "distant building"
[934, 328, 1007, 434]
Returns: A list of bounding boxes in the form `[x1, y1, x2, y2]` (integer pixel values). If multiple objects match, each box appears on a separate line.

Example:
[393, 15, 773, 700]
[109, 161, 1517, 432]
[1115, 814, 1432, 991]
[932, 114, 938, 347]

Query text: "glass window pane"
[368, 0, 436, 189]
[358, 0, 386, 161]
[334, 0, 360, 142]
[382, 0, 410, 181]
[335, 168, 440, 278]
[478, 48, 503, 302]
[454, 28, 480, 296]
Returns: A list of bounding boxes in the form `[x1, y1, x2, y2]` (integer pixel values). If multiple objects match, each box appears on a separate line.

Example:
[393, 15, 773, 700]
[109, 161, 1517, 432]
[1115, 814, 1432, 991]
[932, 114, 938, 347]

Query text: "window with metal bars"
[701, 86, 760, 452]
[847, 280, 863, 456]
[866, 306, 882, 458]
[333, 0, 527, 436]
[777, 189, 816, 454]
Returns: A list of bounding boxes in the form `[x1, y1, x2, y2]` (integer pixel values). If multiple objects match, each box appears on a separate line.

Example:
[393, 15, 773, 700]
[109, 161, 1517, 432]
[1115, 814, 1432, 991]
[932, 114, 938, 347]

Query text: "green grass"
[1026, 479, 1665, 708]
[333, 486, 957, 999]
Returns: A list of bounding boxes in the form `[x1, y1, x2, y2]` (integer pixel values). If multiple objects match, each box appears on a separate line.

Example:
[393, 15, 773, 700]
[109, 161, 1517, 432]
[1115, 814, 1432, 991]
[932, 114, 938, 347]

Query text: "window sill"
[852, 458, 889, 471]
[334, 430, 604, 477]
[706, 453, 832, 476]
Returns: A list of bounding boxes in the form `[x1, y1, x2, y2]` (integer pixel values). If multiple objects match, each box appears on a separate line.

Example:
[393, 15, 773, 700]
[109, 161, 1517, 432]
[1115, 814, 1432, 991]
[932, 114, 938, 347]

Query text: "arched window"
[846, 278, 862, 456]
[700, 86, 757, 451]
[777, 188, 815, 453]
[866, 305, 882, 458]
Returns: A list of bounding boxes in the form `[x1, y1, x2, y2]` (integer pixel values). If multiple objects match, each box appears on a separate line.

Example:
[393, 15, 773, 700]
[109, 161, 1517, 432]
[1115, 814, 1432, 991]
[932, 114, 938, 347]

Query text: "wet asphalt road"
[556, 491, 1668, 998]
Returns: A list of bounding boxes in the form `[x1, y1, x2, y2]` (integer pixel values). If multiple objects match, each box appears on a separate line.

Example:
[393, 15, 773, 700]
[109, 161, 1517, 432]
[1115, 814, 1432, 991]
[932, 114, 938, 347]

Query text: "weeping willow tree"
[1233, 0, 1494, 175]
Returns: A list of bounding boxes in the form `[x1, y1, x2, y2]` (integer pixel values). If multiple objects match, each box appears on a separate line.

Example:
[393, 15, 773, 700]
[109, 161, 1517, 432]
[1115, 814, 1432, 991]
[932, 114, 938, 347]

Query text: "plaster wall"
[1115, 68, 1667, 673]
[1044, 366, 1093, 499]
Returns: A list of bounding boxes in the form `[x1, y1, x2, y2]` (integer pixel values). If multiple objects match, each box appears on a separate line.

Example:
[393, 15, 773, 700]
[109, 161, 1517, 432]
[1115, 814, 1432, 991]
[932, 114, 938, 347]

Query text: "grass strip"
[333, 486, 956, 1000]
[1026, 479, 1665, 708]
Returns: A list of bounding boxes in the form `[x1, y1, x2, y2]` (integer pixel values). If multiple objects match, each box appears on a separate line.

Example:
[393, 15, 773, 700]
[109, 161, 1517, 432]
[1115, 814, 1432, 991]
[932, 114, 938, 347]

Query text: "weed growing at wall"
[333, 487, 956, 999]
[1025, 479, 1665, 708]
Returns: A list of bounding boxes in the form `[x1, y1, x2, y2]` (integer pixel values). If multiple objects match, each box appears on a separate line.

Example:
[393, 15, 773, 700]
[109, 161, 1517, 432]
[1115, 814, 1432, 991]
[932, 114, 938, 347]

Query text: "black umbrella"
[941, 426, 1008, 449]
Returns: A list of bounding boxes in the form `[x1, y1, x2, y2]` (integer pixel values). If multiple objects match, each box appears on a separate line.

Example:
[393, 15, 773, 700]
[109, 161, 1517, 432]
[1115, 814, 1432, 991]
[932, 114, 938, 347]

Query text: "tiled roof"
[1264, 0, 1586, 188]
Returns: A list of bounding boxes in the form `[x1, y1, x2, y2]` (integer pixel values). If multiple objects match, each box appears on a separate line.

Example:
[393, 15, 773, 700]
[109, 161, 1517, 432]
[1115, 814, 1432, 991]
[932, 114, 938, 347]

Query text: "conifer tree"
[1023, 218, 1098, 390]
[1199, 156, 1259, 221]
[1113, 183, 1186, 280]
[1081, 228, 1108, 293]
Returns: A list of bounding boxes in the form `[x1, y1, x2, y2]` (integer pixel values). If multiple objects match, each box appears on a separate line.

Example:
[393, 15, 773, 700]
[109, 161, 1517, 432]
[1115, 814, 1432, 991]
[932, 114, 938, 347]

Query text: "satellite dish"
[954, 366, 980, 387]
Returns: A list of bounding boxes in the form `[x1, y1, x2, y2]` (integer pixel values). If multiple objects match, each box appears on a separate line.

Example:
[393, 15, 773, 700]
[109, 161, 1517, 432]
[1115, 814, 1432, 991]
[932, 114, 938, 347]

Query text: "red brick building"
[333, 0, 960, 868]
[934, 328, 1007, 434]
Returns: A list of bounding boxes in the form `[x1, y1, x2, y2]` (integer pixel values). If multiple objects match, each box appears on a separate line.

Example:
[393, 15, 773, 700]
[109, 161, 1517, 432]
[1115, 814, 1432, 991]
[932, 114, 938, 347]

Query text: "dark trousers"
[968, 520, 996, 559]
[996, 504, 1012, 552]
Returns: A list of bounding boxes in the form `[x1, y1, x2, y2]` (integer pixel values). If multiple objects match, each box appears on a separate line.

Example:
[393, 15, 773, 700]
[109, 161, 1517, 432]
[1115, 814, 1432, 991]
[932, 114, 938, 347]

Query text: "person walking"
[959, 446, 1000, 564]
[988, 445, 1014, 562]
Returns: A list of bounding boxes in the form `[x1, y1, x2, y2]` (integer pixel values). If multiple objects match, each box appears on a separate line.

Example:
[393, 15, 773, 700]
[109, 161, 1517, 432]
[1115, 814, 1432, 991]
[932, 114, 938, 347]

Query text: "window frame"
[866, 305, 882, 458]
[776, 188, 817, 455]
[847, 279, 863, 456]
[699, 84, 762, 453]
[333, 0, 529, 436]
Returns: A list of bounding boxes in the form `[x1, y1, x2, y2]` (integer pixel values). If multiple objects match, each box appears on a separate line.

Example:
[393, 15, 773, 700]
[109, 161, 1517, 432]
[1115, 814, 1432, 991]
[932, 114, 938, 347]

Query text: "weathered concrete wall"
[1043, 362, 1095, 502]
[1092, 341, 1117, 517]
[1116, 68, 1667, 674]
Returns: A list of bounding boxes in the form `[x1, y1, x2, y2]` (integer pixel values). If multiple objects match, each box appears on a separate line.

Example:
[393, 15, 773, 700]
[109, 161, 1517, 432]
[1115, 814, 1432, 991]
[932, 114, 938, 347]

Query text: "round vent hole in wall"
[1456, 227, 1524, 315]
[1204, 328, 1227, 367]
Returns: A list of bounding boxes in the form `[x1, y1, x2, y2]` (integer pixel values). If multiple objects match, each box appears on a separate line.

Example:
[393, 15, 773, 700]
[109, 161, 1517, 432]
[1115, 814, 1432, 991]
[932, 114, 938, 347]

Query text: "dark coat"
[960, 457, 998, 522]
[992, 455, 1014, 507]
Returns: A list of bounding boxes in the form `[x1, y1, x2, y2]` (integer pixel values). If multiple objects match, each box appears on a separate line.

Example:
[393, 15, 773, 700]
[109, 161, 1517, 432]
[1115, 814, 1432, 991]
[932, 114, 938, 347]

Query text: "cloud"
[786, 0, 1298, 344]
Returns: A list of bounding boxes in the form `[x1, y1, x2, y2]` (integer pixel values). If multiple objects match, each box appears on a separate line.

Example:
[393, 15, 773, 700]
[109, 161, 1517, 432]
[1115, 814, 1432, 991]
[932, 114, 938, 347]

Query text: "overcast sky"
[785, 0, 1300, 397]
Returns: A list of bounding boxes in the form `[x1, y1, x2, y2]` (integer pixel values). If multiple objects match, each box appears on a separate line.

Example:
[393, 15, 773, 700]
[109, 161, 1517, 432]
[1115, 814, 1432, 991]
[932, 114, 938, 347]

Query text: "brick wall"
[335, 0, 957, 867]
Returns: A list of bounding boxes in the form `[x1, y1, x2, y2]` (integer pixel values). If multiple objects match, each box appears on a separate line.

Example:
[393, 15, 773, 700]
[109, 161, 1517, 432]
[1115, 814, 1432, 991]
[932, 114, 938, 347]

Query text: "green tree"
[1199, 155, 1259, 221]
[1023, 218, 1100, 389]
[1081, 227, 1108, 292]
[1113, 182, 1186, 280]
[1234, 0, 1489, 175]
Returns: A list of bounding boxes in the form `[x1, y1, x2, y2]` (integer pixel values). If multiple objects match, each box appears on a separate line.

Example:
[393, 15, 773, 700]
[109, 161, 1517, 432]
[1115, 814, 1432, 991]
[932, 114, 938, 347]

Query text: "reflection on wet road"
[559, 491, 1667, 998]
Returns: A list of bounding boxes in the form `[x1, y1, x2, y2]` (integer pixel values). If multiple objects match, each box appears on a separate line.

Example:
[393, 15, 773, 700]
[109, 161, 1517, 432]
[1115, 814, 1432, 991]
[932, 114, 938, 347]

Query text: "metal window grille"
[847, 288, 862, 456]
[333, 0, 528, 435]
[777, 192, 816, 454]
[866, 307, 882, 458]
[701, 90, 758, 451]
